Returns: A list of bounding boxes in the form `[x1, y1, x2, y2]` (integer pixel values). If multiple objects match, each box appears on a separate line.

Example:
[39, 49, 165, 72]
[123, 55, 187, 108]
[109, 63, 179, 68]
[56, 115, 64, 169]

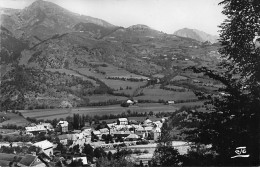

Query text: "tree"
[101, 134, 107, 141]
[151, 144, 182, 167]
[151, 119, 182, 167]
[83, 144, 94, 162]
[107, 151, 112, 161]
[96, 157, 134, 167]
[94, 147, 106, 159]
[72, 144, 80, 154]
[182, 145, 217, 167]
[185, 0, 260, 166]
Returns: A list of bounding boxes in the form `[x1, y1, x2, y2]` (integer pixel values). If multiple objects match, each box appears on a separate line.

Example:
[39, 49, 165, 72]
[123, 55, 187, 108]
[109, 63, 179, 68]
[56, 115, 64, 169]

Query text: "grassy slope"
[0, 112, 29, 127]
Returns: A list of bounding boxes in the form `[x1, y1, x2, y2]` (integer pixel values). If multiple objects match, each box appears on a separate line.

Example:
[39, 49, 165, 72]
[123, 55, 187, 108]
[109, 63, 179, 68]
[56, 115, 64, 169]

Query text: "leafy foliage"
[181, 0, 260, 166]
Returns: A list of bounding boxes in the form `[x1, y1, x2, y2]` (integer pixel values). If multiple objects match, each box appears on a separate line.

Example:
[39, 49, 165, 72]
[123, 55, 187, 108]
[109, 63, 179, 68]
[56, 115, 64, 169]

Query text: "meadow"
[20, 101, 203, 121]
[136, 85, 198, 101]
[0, 112, 29, 127]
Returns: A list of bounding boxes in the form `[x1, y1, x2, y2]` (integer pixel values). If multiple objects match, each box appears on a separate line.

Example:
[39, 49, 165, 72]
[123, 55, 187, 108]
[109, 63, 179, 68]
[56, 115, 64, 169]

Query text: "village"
[0, 114, 171, 167]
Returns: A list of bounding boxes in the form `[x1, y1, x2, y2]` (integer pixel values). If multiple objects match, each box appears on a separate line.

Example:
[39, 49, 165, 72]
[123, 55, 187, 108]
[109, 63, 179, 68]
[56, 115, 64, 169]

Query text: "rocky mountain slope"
[174, 28, 219, 43]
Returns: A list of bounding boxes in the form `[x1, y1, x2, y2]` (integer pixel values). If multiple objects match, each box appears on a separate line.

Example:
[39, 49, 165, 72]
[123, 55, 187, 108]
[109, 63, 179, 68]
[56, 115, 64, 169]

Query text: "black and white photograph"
[0, 0, 259, 167]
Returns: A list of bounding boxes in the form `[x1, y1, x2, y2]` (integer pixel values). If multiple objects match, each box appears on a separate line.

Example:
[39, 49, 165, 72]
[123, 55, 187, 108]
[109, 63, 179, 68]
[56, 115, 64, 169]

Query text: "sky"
[0, 0, 226, 35]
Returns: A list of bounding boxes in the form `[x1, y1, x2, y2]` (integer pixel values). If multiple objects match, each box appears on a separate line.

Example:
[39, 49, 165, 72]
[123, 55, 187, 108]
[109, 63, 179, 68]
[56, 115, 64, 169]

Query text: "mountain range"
[174, 28, 219, 43]
[0, 0, 221, 109]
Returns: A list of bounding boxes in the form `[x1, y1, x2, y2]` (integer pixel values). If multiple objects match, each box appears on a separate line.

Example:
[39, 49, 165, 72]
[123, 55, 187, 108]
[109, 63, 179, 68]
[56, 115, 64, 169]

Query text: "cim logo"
[231, 146, 250, 158]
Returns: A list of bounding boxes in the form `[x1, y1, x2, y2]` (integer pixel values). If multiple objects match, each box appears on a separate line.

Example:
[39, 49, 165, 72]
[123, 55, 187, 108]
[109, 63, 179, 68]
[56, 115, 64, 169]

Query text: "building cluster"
[0, 117, 165, 167]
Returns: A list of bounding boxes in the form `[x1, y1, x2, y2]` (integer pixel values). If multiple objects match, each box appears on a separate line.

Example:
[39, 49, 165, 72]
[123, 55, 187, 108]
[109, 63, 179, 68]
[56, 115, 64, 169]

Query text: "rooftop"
[34, 140, 53, 149]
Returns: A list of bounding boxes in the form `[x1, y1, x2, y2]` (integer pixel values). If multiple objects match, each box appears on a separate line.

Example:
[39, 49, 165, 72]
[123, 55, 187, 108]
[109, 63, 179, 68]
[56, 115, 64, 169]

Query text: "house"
[153, 121, 163, 128]
[99, 128, 109, 135]
[167, 100, 175, 105]
[126, 99, 134, 105]
[135, 127, 149, 139]
[39, 123, 54, 131]
[25, 125, 47, 134]
[56, 121, 69, 133]
[143, 119, 153, 126]
[113, 131, 132, 138]
[125, 134, 139, 141]
[34, 140, 54, 156]
[151, 127, 161, 141]
[129, 119, 139, 125]
[58, 134, 69, 145]
[107, 123, 116, 128]
[93, 130, 101, 139]
[144, 126, 153, 132]
[72, 157, 88, 166]
[82, 128, 92, 137]
[17, 154, 46, 167]
[117, 118, 128, 125]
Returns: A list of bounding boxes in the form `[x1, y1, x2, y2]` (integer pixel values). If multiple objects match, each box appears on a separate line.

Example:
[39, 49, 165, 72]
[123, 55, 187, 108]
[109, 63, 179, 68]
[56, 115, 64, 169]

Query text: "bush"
[133, 149, 142, 154]
[143, 149, 149, 154]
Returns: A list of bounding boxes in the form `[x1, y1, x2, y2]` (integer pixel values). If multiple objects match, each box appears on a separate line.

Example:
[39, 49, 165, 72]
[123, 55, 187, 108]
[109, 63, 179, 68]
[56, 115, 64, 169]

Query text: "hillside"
[174, 28, 219, 43]
[0, 26, 28, 65]
[0, 0, 222, 110]
[0, 0, 115, 47]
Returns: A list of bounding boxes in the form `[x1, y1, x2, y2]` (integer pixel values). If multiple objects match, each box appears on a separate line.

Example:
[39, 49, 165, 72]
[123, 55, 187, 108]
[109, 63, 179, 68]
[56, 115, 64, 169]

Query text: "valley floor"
[19, 101, 203, 121]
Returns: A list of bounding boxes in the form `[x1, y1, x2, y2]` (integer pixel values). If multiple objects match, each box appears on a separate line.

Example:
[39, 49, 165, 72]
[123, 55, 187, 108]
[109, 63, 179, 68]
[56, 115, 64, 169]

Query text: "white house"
[126, 100, 134, 105]
[107, 123, 117, 129]
[167, 101, 175, 105]
[143, 119, 153, 126]
[56, 121, 69, 133]
[152, 127, 161, 141]
[39, 123, 54, 131]
[153, 121, 163, 128]
[93, 130, 101, 139]
[25, 125, 47, 134]
[117, 118, 128, 125]
[73, 157, 88, 166]
[34, 140, 54, 156]
[99, 128, 109, 135]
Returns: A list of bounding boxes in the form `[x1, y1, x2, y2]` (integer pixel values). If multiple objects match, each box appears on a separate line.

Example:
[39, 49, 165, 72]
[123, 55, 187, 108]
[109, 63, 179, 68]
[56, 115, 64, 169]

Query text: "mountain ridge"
[174, 28, 219, 43]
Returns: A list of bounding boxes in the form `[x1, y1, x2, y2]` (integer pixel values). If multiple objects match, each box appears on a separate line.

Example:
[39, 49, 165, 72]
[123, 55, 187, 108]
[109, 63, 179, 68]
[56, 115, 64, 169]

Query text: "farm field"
[0, 112, 29, 127]
[20, 101, 204, 121]
[97, 64, 148, 79]
[87, 94, 127, 103]
[136, 85, 198, 101]
[101, 116, 163, 124]
[46, 68, 98, 86]
[20, 104, 179, 120]
[75, 67, 147, 90]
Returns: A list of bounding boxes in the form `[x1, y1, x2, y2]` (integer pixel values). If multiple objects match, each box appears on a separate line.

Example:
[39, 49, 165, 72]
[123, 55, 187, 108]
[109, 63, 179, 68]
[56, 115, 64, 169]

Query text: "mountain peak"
[174, 28, 219, 43]
[30, 0, 55, 7]
[128, 24, 150, 30]
[25, 0, 66, 12]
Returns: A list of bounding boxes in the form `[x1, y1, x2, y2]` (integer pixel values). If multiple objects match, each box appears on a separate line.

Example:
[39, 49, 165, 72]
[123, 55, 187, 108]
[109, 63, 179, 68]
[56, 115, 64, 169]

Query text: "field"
[96, 63, 148, 79]
[136, 85, 197, 101]
[101, 116, 163, 124]
[20, 101, 203, 121]
[87, 94, 127, 103]
[21, 104, 180, 121]
[0, 112, 29, 127]
[46, 68, 98, 86]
